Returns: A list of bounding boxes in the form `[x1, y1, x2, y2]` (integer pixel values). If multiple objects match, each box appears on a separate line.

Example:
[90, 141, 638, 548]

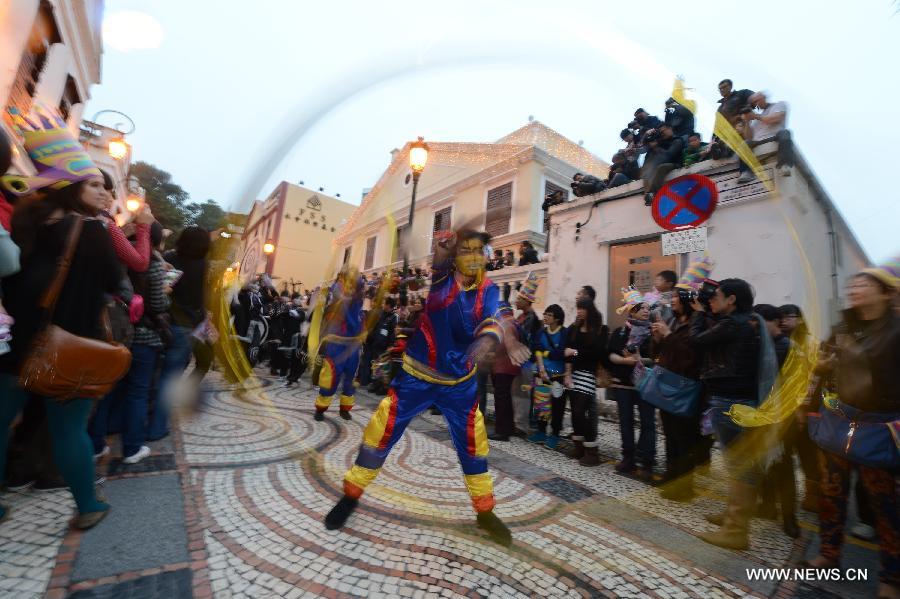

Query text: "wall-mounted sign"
[661, 226, 707, 256]
[652, 174, 718, 231]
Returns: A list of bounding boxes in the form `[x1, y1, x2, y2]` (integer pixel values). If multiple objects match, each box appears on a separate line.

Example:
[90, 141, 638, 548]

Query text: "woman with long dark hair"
[563, 297, 609, 467]
[0, 176, 123, 527]
[650, 287, 702, 501]
[147, 226, 211, 440]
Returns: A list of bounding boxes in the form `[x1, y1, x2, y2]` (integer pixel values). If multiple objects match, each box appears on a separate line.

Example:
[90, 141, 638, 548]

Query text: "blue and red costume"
[343, 264, 511, 513]
[315, 282, 364, 415]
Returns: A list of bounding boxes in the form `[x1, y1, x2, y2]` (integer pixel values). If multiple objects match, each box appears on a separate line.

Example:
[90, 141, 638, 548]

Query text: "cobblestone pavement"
[0, 372, 884, 598]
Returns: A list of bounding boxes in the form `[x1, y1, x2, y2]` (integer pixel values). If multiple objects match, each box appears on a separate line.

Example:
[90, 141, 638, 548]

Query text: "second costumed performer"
[324, 228, 531, 546]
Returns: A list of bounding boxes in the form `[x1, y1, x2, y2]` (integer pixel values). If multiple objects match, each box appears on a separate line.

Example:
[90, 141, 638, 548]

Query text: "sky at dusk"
[88, 0, 900, 262]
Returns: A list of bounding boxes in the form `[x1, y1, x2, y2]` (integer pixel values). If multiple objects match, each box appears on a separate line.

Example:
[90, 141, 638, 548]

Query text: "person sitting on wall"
[607, 150, 642, 188]
[682, 132, 710, 167]
[641, 124, 685, 206]
[518, 241, 540, 266]
[571, 173, 606, 197]
[664, 97, 695, 141]
[737, 91, 795, 182]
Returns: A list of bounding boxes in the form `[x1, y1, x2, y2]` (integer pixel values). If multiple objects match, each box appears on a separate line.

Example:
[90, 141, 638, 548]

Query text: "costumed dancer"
[324, 228, 530, 546]
[313, 266, 365, 421]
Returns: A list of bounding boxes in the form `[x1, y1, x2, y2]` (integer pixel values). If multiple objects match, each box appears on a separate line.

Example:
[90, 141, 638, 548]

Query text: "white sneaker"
[850, 523, 876, 541]
[122, 446, 151, 465]
[93, 446, 110, 461]
[778, 165, 792, 177]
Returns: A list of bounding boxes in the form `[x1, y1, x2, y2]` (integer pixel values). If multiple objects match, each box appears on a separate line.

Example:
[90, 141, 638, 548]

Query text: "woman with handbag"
[89, 222, 170, 465]
[607, 289, 656, 480]
[649, 287, 702, 502]
[804, 263, 900, 599]
[563, 297, 609, 467]
[0, 107, 126, 528]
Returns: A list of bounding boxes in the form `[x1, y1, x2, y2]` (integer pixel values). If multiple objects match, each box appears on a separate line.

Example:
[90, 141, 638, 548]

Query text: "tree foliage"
[130, 161, 226, 235]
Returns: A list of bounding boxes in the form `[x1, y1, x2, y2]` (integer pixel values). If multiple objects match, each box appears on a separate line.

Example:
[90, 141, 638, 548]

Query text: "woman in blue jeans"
[90, 223, 170, 463]
[149, 226, 210, 440]
[687, 278, 761, 550]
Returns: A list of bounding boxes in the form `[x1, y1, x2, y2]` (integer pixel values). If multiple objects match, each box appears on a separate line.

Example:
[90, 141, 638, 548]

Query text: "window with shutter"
[394, 224, 408, 262]
[5, 1, 60, 122]
[342, 247, 351, 265]
[485, 182, 512, 237]
[364, 236, 377, 270]
[431, 207, 451, 253]
[58, 75, 80, 122]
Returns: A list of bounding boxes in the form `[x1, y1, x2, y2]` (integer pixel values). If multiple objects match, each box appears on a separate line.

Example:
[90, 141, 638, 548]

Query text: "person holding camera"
[632, 108, 663, 143]
[608, 290, 657, 480]
[570, 173, 606, 198]
[688, 278, 762, 550]
[664, 97, 695, 142]
[641, 124, 685, 206]
[607, 151, 642, 188]
[650, 283, 703, 501]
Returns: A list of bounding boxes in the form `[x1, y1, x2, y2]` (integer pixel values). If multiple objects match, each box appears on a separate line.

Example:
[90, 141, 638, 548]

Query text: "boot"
[660, 472, 696, 503]
[579, 446, 600, 467]
[698, 480, 756, 550]
[324, 495, 358, 530]
[567, 439, 585, 459]
[705, 511, 726, 526]
[801, 479, 819, 512]
[476, 510, 512, 547]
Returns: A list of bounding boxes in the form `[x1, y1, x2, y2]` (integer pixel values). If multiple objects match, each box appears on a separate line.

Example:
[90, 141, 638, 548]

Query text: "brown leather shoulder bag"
[18, 216, 132, 400]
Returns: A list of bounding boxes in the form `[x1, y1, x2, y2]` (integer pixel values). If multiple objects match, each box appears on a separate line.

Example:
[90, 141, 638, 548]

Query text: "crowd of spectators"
[564, 78, 794, 207]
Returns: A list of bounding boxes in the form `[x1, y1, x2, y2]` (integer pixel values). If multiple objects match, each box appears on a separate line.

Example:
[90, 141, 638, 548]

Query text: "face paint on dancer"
[455, 238, 486, 278]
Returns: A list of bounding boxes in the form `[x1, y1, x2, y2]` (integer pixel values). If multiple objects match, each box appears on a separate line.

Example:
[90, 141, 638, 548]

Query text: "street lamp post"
[263, 240, 276, 275]
[399, 137, 429, 307]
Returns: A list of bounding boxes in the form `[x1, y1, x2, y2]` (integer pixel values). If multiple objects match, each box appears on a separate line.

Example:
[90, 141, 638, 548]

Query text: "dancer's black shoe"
[314, 411, 325, 421]
[476, 510, 512, 547]
[324, 495, 358, 530]
[339, 411, 352, 421]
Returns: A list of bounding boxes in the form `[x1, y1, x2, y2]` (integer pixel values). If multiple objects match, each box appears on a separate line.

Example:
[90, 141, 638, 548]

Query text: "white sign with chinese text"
[661, 226, 707, 256]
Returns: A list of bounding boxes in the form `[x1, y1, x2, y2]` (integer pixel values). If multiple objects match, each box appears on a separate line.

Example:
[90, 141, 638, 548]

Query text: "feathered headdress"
[1, 106, 102, 197]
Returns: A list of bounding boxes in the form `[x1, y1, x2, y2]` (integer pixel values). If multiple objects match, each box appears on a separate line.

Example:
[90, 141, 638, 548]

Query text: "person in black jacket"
[150, 226, 210, 441]
[633, 108, 663, 143]
[362, 297, 397, 392]
[642, 124, 686, 206]
[563, 298, 609, 467]
[688, 278, 761, 550]
[650, 288, 702, 501]
[607, 151, 642, 188]
[753, 303, 800, 538]
[518, 241, 540, 266]
[664, 98, 695, 140]
[717, 79, 754, 125]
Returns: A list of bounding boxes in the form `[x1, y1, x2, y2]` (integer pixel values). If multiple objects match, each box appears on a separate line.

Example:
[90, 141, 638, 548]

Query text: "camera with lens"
[685, 279, 719, 310]
[625, 344, 639, 354]
[542, 189, 565, 210]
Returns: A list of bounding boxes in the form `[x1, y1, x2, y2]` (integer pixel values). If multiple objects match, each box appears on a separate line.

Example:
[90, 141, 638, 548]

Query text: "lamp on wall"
[399, 137, 429, 306]
[263, 241, 275, 254]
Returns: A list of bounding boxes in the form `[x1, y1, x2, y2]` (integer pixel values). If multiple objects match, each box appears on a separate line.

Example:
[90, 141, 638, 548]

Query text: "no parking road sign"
[651, 174, 718, 231]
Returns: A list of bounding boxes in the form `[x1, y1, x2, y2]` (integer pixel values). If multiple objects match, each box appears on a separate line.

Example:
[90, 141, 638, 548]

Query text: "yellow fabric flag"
[670, 77, 697, 116]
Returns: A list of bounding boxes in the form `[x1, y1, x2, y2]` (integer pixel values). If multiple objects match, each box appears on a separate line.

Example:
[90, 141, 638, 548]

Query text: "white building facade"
[2, 0, 104, 173]
[334, 121, 608, 307]
[547, 143, 867, 336]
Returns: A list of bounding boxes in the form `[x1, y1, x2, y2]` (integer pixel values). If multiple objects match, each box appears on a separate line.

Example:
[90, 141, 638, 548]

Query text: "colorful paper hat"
[642, 288, 662, 307]
[1, 106, 102, 197]
[518, 271, 541, 303]
[861, 256, 900, 290]
[616, 286, 645, 314]
[676, 255, 715, 291]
